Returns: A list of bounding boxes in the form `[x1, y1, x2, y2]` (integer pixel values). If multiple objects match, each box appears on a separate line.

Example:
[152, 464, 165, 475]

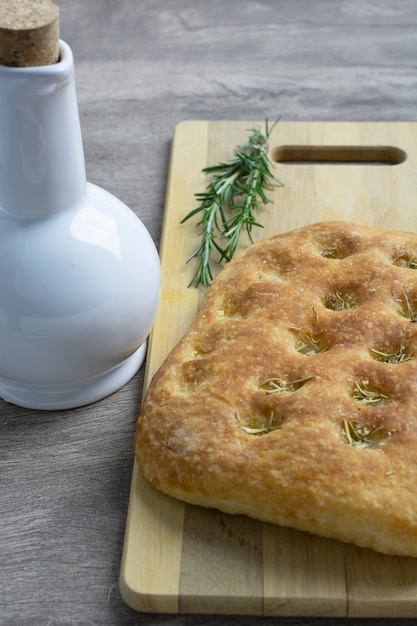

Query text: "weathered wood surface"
[1, 1, 416, 624]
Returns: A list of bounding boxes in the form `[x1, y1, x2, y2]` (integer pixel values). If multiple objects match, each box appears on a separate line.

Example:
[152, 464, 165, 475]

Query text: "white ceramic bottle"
[0, 41, 161, 409]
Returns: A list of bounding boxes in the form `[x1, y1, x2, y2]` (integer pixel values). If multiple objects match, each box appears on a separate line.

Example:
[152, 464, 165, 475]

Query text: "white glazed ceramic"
[0, 41, 161, 409]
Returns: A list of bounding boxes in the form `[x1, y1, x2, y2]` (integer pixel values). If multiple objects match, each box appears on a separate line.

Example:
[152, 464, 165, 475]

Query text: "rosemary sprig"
[259, 375, 315, 393]
[405, 256, 417, 269]
[235, 410, 280, 436]
[370, 345, 413, 364]
[320, 247, 340, 259]
[182, 118, 283, 287]
[341, 419, 384, 449]
[393, 254, 417, 269]
[352, 382, 391, 405]
[295, 335, 327, 356]
[325, 291, 359, 311]
[399, 292, 417, 321]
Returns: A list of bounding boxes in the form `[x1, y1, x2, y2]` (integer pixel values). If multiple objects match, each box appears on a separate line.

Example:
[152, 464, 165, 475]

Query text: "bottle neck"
[0, 41, 86, 219]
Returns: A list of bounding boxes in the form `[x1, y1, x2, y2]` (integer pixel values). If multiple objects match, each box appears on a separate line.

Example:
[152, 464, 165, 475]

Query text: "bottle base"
[0, 342, 147, 410]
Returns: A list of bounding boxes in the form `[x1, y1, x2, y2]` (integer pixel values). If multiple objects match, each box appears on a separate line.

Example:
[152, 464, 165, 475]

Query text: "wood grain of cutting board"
[120, 121, 417, 617]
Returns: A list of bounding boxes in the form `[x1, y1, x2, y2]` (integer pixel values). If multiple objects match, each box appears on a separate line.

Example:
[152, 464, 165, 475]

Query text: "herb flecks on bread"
[136, 221, 417, 557]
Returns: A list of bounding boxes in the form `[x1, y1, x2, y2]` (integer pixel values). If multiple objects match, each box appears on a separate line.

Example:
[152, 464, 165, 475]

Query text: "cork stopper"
[0, 0, 60, 67]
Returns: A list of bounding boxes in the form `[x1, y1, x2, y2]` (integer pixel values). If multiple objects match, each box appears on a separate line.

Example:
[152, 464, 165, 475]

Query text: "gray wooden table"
[1, 1, 416, 624]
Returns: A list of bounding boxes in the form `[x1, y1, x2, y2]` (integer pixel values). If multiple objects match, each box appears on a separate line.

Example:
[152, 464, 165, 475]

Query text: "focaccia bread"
[135, 220, 417, 557]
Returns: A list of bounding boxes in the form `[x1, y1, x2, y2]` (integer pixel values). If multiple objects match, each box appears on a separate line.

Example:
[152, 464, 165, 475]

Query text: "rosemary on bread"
[181, 118, 283, 287]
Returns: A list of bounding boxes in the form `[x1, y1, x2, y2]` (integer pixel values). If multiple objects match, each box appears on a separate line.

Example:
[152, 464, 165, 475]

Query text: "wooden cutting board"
[120, 121, 417, 617]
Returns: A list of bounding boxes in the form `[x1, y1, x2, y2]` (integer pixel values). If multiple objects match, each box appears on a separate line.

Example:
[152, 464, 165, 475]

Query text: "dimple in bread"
[135, 220, 417, 557]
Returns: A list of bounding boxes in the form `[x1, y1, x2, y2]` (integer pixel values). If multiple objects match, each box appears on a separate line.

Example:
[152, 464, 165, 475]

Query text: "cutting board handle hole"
[272, 145, 407, 166]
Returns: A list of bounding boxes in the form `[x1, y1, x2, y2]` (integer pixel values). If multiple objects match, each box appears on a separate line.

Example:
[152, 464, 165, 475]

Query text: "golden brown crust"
[135, 221, 417, 557]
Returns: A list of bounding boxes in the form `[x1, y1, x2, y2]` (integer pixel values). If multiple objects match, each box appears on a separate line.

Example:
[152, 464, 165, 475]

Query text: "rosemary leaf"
[259, 375, 315, 393]
[341, 419, 385, 449]
[235, 410, 279, 436]
[370, 345, 413, 364]
[352, 382, 391, 405]
[399, 292, 417, 321]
